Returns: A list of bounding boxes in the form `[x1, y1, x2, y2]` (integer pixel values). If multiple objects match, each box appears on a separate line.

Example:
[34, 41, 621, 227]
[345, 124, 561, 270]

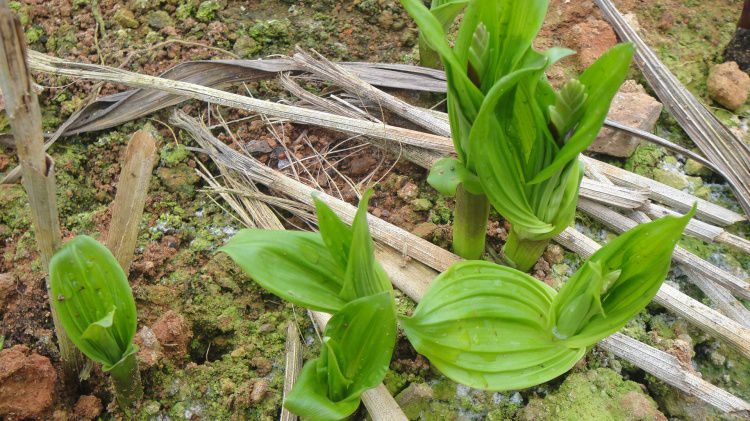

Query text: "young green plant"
[418, 0, 468, 68]
[404, 0, 634, 268]
[401, 208, 694, 390]
[49, 235, 142, 413]
[220, 191, 396, 420]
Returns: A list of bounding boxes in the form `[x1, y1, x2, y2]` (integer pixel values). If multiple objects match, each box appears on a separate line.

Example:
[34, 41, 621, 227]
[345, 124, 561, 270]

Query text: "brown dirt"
[0, 345, 57, 420]
[72, 395, 103, 421]
[150, 310, 193, 361]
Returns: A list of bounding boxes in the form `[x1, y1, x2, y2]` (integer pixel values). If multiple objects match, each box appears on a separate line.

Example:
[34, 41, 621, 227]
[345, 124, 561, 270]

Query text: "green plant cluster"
[221, 189, 692, 419]
[410, 0, 634, 270]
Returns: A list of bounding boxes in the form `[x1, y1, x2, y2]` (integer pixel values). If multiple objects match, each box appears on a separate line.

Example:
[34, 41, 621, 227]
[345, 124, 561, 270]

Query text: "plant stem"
[452, 185, 490, 260]
[418, 35, 441, 69]
[0, 3, 86, 383]
[502, 228, 549, 272]
[109, 353, 143, 415]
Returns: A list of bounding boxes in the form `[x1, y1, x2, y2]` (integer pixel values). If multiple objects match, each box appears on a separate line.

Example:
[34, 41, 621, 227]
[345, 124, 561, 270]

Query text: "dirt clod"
[0, 345, 57, 420]
[707, 61, 750, 111]
[73, 395, 103, 421]
[151, 310, 192, 360]
[565, 19, 617, 69]
[135, 326, 164, 368]
[250, 379, 270, 404]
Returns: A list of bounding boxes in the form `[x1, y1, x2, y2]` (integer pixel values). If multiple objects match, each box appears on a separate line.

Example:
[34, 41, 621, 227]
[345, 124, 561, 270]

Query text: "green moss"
[25, 26, 44, 44]
[520, 368, 664, 420]
[160, 143, 190, 167]
[624, 143, 665, 178]
[195, 0, 220, 22]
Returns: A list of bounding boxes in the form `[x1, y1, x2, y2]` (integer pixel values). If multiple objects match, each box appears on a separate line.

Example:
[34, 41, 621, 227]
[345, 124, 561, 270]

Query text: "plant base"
[502, 229, 549, 272]
[109, 352, 143, 415]
[453, 186, 490, 260]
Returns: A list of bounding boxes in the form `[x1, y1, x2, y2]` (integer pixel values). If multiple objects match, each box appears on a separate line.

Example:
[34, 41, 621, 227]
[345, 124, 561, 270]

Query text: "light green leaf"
[315, 195, 352, 271]
[219, 230, 347, 313]
[427, 157, 484, 197]
[401, 261, 585, 391]
[285, 292, 397, 419]
[339, 190, 392, 302]
[551, 207, 694, 347]
[49, 235, 137, 368]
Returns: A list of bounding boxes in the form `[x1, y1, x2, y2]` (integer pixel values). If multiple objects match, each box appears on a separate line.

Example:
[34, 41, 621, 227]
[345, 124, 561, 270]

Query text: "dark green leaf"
[49, 235, 137, 368]
[219, 230, 347, 313]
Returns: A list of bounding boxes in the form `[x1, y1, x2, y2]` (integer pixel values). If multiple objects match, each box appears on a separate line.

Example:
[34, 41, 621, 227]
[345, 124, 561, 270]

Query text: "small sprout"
[49, 235, 142, 414]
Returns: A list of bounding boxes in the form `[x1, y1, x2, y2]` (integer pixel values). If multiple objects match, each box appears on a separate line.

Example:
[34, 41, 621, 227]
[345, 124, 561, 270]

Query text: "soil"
[1, 0, 749, 419]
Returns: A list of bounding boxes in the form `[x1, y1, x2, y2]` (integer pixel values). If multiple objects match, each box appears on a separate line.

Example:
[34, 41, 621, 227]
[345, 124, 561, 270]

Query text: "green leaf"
[219, 230, 347, 313]
[530, 43, 635, 184]
[551, 207, 694, 347]
[339, 190, 393, 302]
[49, 235, 137, 368]
[285, 292, 397, 420]
[430, 0, 468, 30]
[427, 157, 483, 197]
[401, 261, 585, 391]
[549, 79, 588, 141]
[315, 195, 352, 271]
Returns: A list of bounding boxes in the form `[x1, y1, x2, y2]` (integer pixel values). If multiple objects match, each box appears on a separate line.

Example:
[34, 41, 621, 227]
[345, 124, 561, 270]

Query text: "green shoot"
[403, 0, 634, 268]
[48, 235, 142, 413]
[401, 208, 693, 390]
[220, 191, 396, 420]
[418, 0, 468, 68]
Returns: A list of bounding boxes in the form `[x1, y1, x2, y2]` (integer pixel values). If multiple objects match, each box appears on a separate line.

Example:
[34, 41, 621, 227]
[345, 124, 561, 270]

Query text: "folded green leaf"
[49, 235, 138, 369]
[401, 261, 585, 390]
[219, 230, 347, 313]
[551, 207, 695, 347]
[285, 292, 397, 420]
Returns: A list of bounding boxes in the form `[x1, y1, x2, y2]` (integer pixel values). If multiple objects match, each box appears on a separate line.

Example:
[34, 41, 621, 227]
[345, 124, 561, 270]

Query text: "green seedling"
[401, 208, 693, 390]
[418, 0, 468, 68]
[403, 0, 634, 269]
[220, 191, 396, 420]
[49, 235, 142, 413]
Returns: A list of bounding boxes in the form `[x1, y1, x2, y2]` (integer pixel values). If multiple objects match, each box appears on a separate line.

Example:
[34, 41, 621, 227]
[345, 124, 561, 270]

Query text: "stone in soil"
[707, 61, 750, 111]
[73, 395, 103, 421]
[135, 325, 164, 368]
[589, 80, 663, 157]
[565, 18, 618, 70]
[0, 345, 57, 420]
[0, 273, 15, 310]
[396, 382, 434, 419]
[151, 310, 193, 360]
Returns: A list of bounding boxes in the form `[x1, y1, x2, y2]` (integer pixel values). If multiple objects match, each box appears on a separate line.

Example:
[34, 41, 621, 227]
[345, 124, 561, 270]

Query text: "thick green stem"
[418, 35, 442, 69]
[453, 185, 490, 260]
[502, 228, 549, 272]
[109, 353, 143, 415]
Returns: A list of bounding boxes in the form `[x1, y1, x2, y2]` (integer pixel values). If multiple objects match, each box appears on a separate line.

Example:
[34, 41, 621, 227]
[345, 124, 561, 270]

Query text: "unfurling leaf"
[285, 292, 396, 420]
[49, 235, 138, 371]
[551, 207, 695, 347]
[403, 212, 691, 391]
[549, 79, 588, 142]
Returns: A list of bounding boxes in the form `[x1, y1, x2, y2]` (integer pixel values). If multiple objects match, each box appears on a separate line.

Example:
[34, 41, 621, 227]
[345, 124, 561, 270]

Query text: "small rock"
[395, 382, 433, 419]
[250, 356, 272, 376]
[246, 139, 273, 155]
[653, 168, 689, 190]
[412, 222, 437, 239]
[233, 36, 259, 58]
[73, 395, 103, 421]
[668, 339, 695, 368]
[397, 182, 419, 201]
[348, 156, 377, 177]
[134, 326, 164, 368]
[250, 379, 269, 404]
[590, 80, 663, 157]
[157, 164, 200, 198]
[0, 345, 57, 420]
[566, 19, 618, 70]
[709, 350, 726, 367]
[618, 391, 667, 421]
[543, 244, 564, 265]
[0, 273, 15, 310]
[113, 8, 139, 29]
[707, 62, 750, 111]
[220, 378, 235, 396]
[411, 198, 432, 211]
[683, 158, 711, 176]
[151, 310, 192, 360]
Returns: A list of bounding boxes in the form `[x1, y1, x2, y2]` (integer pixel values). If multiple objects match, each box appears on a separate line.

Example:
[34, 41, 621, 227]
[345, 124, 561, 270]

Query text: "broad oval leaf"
[285, 292, 397, 420]
[427, 157, 484, 197]
[401, 261, 585, 391]
[49, 235, 138, 368]
[551, 208, 694, 348]
[219, 230, 347, 313]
